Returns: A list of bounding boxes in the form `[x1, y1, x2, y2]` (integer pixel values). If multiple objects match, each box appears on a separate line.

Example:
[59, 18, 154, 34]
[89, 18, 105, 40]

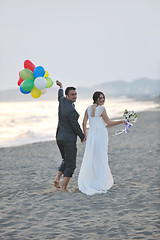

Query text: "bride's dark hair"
[92, 91, 105, 104]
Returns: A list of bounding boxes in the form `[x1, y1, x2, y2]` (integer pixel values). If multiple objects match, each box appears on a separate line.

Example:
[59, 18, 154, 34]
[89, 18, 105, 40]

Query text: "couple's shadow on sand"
[43, 187, 81, 194]
[42, 183, 120, 195]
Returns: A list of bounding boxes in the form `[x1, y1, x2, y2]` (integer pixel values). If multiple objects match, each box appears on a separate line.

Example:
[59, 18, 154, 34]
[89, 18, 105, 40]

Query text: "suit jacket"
[56, 89, 85, 142]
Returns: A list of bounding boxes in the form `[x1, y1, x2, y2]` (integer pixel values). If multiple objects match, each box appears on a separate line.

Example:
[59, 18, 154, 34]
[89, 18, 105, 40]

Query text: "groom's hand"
[56, 80, 63, 88]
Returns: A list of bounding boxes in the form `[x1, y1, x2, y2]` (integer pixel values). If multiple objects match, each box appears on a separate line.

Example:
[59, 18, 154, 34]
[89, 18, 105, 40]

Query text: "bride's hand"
[81, 137, 86, 143]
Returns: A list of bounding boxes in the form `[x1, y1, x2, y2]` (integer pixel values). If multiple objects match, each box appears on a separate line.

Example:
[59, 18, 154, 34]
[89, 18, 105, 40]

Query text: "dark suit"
[56, 89, 85, 177]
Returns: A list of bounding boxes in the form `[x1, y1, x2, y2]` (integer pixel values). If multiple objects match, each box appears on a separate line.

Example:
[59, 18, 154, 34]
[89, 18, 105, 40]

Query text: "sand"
[0, 111, 160, 240]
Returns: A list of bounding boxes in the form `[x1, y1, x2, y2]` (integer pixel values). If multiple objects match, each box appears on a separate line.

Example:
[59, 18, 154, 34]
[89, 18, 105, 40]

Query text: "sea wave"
[0, 130, 54, 148]
[0, 99, 159, 148]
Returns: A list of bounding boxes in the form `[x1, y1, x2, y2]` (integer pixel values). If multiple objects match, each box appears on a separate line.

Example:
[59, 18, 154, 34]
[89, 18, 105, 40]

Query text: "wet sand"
[0, 111, 160, 239]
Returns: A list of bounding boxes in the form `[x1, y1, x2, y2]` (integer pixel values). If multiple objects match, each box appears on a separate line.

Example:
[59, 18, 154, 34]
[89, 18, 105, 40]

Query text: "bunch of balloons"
[17, 60, 53, 98]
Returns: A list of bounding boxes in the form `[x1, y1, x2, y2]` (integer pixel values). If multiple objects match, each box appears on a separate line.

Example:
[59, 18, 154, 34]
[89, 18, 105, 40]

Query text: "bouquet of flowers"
[113, 109, 137, 136]
[123, 109, 137, 122]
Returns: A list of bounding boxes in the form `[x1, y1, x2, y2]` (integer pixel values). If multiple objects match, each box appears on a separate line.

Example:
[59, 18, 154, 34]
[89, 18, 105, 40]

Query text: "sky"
[0, 0, 160, 91]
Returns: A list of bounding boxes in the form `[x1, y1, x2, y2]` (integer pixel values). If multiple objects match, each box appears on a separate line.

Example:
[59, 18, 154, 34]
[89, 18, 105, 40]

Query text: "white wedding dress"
[78, 105, 113, 195]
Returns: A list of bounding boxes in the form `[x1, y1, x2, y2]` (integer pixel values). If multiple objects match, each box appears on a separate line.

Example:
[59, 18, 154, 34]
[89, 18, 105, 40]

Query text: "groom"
[54, 80, 85, 192]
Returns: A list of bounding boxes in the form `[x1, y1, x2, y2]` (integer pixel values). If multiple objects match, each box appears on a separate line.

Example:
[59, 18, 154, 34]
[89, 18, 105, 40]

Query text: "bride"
[78, 91, 123, 195]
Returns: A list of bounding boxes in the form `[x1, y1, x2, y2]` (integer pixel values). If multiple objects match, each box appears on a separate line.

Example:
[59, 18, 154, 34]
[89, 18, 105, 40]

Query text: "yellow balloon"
[44, 70, 49, 77]
[31, 87, 42, 99]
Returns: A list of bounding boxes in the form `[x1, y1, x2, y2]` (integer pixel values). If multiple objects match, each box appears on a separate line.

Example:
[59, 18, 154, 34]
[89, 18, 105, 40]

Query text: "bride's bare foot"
[53, 179, 61, 188]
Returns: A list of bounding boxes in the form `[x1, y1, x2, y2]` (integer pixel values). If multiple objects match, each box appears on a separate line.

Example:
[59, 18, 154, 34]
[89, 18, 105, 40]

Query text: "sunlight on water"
[0, 99, 159, 148]
[0, 101, 58, 148]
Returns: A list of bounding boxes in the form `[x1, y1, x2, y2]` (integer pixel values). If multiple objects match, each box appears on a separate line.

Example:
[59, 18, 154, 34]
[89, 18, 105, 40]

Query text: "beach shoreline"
[0, 103, 159, 149]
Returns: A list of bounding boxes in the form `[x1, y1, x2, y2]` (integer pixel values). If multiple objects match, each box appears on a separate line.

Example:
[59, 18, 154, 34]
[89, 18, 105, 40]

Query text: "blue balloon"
[33, 66, 45, 78]
[20, 84, 31, 94]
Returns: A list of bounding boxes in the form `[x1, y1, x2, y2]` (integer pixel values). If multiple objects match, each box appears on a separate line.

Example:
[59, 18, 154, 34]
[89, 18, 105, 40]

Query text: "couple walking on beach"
[54, 80, 123, 195]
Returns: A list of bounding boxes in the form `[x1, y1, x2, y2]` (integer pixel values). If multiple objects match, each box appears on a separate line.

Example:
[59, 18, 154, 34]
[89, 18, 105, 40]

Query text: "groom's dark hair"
[93, 91, 105, 104]
[65, 87, 76, 96]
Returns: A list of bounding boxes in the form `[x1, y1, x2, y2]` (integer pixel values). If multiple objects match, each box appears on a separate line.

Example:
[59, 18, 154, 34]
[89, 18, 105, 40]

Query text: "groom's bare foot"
[60, 188, 71, 192]
[54, 179, 61, 189]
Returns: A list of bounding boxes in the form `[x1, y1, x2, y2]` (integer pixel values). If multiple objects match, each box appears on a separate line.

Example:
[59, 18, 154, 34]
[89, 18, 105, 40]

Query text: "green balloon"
[21, 79, 34, 91]
[45, 77, 53, 88]
[20, 69, 34, 80]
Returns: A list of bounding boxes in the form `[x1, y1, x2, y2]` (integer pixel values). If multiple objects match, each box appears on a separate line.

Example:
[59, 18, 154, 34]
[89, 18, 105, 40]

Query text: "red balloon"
[17, 72, 24, 86]
[24, 60, 36, 72]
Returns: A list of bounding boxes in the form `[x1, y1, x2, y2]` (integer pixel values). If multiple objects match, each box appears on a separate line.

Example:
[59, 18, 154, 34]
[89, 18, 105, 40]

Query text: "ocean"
[0, 98, 159, 148]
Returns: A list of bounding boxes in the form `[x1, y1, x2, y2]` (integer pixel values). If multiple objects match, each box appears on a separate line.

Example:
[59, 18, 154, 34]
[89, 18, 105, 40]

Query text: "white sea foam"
[0, 99, 159, 148]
